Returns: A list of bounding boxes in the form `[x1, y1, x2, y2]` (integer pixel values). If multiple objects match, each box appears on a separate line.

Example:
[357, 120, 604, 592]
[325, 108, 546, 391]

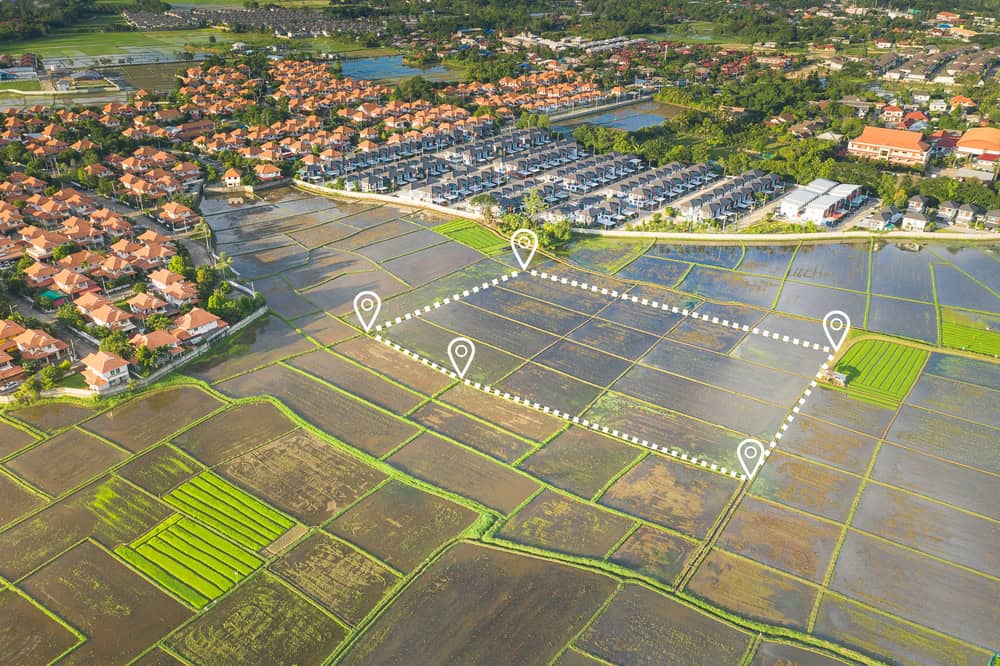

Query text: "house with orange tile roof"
[223, 168, 243, 188]
[0, 319, 26, 352]
[127, 292, 168, 318]
[173, 307, 227, 342]
[23, 261, 59, 288]
[15, 328, 69, 363]
[74, 292, 113, 318]
[254, 163, 283, 182]
[52, 268, 99, 297]
[847, 126, 929, 168]
[89, 303, 134, 331]
[160, 279, 199, 307]
[130, 329, 183, 357]
[80, 351, 129, 393]
[0, 348, 25, 387]
[157, 201, 199, 231]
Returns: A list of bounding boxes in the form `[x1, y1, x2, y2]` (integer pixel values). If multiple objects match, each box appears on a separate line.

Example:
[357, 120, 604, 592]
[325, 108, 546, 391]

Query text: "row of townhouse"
[680, 171, 785, 224]
[611, 163, 742, 213]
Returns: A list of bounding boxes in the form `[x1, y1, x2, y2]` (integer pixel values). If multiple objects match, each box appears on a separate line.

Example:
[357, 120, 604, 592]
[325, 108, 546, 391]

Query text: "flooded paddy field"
[2, 189, 997, 665]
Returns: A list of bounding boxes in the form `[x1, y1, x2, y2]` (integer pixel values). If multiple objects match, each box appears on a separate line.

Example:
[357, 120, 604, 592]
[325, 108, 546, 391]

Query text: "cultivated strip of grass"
[434, 219, 508, 254]
[164, 472, 294, 550]
[833, 339, 926, 408]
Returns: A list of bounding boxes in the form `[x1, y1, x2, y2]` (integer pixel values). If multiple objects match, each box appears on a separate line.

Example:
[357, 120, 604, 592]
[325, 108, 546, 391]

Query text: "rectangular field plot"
[607, 525, 697, 587]
[520, 427, 641, 499]
[116, 515, 262, 609]
[832, 339, 926, 409]
[0, 589, 80, 664]
[4, 428, 127, 496]
[905, 373, 1000, 429]
[164, 472, 295, 551]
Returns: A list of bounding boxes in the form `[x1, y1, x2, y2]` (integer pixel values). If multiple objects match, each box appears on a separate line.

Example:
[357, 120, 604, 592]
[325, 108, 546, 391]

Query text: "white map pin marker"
[510, 228, 538, 270]
[737, 439, 766, 478]
[353, 290, 381, 333]
[447, 337, 476, 379]
[823, 310, 851, 352]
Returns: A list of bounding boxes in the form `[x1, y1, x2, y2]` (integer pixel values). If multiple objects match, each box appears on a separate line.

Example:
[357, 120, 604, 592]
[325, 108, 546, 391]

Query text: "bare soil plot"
[352, 228, 444, 262]
[291, 311, 357, 346]
[331, 218, 421, 251]
[300, 268, 408, 315]
[585, 393, 738, 468]
[787, 242, 869, 292]
[221, 429, 385, 525]
[851, 483, 999, 577]
[335, 335, 452, 394]
[338, 204, 409, 229]
[411, 401, 533, 463]
[389, 432, 539, 514]
[555, 649, 606, 666]
[498, 490, 635, 559]
[568, 317, 660, 360]
[501, 276, 614, 315]
[751, 452, 860, 522]
[814, 594, 992, 666]
[286, 220, 362, 248]
[519, 427, 639, 498]
[871, 443, 999, 520]
[776, 414, 877, 475]
[441, 382, 564, 442]
[886, 405, 1000, 474]
[750, 641, 850, 666]
[167, 572, 346, 665]
[0, 589, 79, 664]
[737, 244, 797, 277]
[9, 403, 93, 433]
[21, 541, 190, 664]
[462, 286, 589, 335]
[608, 525, 697, 587]
[0, 471, 45, 527]
[230, 243, 310, 278]
[283, 247, 377, 290]
[117, 445, 203, 496]
[800, 388, 895, 439]
[425, 301, 560, 357]
[613, 365, 786, 437]
[329, 480, 478, 572]
[171, 401, 295, 466]
[376, 258, 511, 321]
[499, 362, 604, 416]
[616, 254, 691, 288]
[775, 282, 866, 325]
[717, 497, 840, 582]
[287, 349, 423, 414]
[924, 352, 1000, 391]
[577, 583, 750, 665]
[214, 364, 418, 457]
[4, 429, 127, 496]
[340, 543, 617, 665]
[384, 241, 483, 285]
[82, 386, 223, 452]
[907, 373, 1000, 429]
[252, 275, 320, 320]
[640, 339, 808, 404]
[677, 265, 782, 309]
[599, 292, 689, 336]
[599, 455, 737, 539]
[830, 531, 999, 648]
[0, 419, 35, 458]
[185, 314, 317, 384]
[271, 531, 398, 625]
[132, 647, 185, 666]
[667, 316, 752, 353]
[686, 549, 817, 631]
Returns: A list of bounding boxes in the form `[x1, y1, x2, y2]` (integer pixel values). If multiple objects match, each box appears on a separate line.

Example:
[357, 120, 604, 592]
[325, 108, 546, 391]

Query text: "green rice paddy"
[833, 339, 927, 408]
[116, 514, 261, 608]
[163, 472, 294, 551]
[435, 219, 509, 255]
[940, 309, 1000, 358]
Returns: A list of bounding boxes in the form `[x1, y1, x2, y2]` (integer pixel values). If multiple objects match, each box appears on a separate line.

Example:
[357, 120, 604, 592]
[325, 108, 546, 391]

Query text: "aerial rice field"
[833, 339, 927, 408]
[433, 219, 509, 254]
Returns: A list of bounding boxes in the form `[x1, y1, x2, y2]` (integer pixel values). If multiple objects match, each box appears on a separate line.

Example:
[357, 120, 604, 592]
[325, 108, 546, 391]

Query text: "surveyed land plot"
[365, 263, 838, 481]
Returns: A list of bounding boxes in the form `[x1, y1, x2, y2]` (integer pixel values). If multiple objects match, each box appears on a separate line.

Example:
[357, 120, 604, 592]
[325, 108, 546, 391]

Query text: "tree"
[51, 242, 78, 261]
[55, 303, 84, 329]
[522, 189, 548, 218]
[133, 282, 147, 294]
[469, 194, 498, 226]
[145, 313, 172, 331]
[167, 255, 187, 275]
[214, 251, 233, 281]
[134, 345, 164, 374]
[38, 364, 60, 389]
[14, 376, 40, 406]
[99, 330, 133, 359]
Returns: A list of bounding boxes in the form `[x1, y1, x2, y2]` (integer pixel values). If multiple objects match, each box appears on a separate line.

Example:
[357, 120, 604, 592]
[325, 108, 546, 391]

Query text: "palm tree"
[214, 251, 233, 281]
[194, 220, 212, 256]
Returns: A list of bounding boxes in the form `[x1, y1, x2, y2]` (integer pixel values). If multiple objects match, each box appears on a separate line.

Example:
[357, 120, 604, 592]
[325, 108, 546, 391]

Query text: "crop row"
[941, 320, 1000, 357]
[164, 472, 294, 551]
[835, 340, 926, 407]
[118, 516, 262, 608]
[435, 219, 508, 254]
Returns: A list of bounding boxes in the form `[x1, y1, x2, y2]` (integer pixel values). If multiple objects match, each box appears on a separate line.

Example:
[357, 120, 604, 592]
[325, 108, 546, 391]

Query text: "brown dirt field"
[82, 386, 223, 452]
[166, 572, 346, 665]
[411, 401, 534, 463]
[292, 311, 358, 346]
[440, 383, 564, 442]
[608, 525, 699, 587]
[686, 549, 817, 631]
[800, 388, 895, 438]
[751, 452, 861, 522]
[554, 648, 606, 665]
[501, 276, 616, 315]
[300, 268, 409, 316]
[599, 455, 738, 539]
[171, 400, 295, 466]
[852, 483, 999, 577]
[184, 315, 318, 384]
[0, 589, 79, 663]
[577, 583, 750, 665]
[4, 429, 127, 497]
[116, 444, 203, 496]
[750, 641, 851, 666]
[271, 531, 398, 625]
[775, 414, 878, 475]
[21, 541, 190, 665]
[717, 497, 841, 582]
[568, 318, 660, 360]
[214, 364, 418, 457]
[340, 543, 617, 665]
[286, 220, 362, 248]
[131, 647, 186, 665]
[328, 480, 479, 572]
[331, 219, 422, 251]
[814, 593, 991, 666]
[498, 490, 635, 559]
[871, 443, 1000, 520]
[520, 427, 640, 499]
[334, 336, 453, 395]
[388, 432, 539, 514]
[286, 348, 424, 414]
[220, 429, 385, 525]
[9, 403, 93, 433]
[0, 476, 171, 579]
[829, 531, 999, 648]
[667, 317, 752, 353]
[0, 471, 45, 527]
[0, 419, 35, 458]
[498, 362, 604, 417]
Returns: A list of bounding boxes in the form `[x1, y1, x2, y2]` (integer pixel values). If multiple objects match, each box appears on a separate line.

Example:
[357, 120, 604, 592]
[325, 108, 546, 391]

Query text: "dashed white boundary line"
[369, 268, 834, 481]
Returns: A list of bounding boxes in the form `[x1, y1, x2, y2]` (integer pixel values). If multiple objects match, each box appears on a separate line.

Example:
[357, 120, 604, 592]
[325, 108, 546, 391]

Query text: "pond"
[554, 100, 686, 133]
[341, 55, 456, 81]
